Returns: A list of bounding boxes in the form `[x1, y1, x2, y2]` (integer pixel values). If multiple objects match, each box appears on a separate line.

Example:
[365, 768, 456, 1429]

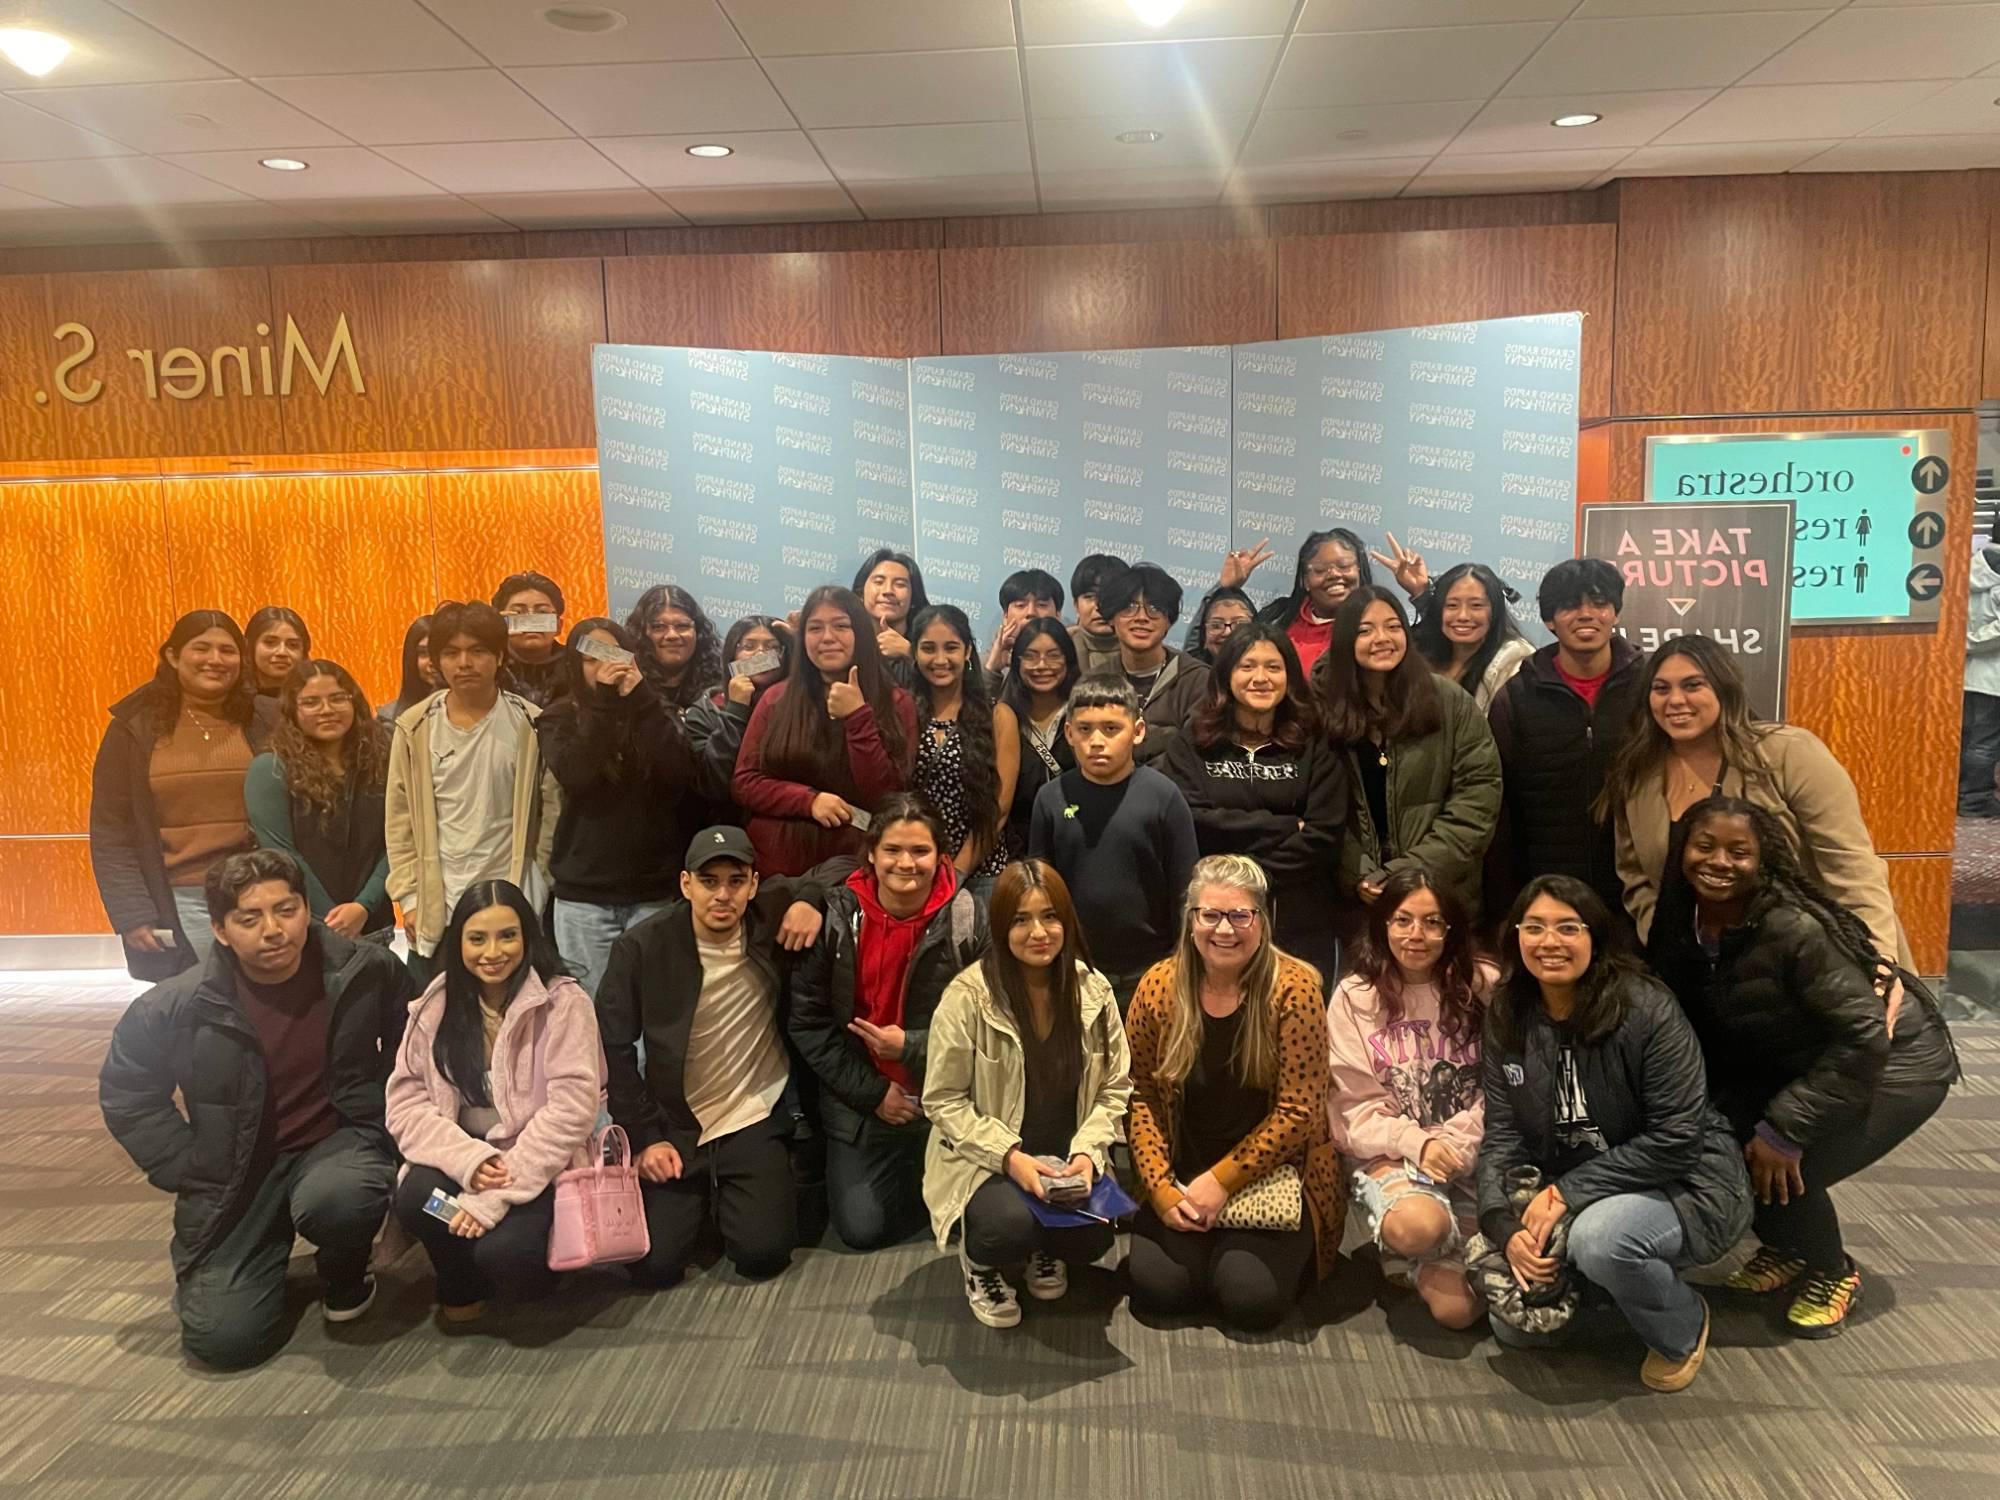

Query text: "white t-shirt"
[685, 927, 788, 1145]
[429, 696, 522, 948]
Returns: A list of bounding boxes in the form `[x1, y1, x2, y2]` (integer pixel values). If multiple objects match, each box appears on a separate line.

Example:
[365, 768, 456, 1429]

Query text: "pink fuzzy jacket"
[386, 968, 606, 1228]
[1326, 964, 1494, 1171]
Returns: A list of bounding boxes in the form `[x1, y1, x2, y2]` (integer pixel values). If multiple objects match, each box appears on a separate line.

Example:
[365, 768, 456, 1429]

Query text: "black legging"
[960, 1176, 1115, 1268]
[1127, 1204, 1315, 1331]
[394, 1166, 560, 1307]
[1754, 1079, 1951, 1272]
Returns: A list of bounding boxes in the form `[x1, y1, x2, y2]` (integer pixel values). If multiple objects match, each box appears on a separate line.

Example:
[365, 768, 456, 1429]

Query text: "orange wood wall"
[0, 173, 1989, 961]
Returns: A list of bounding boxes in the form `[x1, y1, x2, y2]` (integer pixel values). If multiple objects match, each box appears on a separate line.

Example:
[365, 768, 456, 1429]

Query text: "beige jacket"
[384, 689, 559, 958]
[1616, 722, 1909, 969]
[921, 960, 1132, 1251]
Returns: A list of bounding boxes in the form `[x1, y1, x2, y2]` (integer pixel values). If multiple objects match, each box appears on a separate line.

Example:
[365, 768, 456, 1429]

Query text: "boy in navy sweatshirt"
[1029, 676, 1198, 1012]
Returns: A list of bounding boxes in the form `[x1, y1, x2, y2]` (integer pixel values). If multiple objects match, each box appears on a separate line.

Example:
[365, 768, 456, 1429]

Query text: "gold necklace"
[183, 704, 214, 744]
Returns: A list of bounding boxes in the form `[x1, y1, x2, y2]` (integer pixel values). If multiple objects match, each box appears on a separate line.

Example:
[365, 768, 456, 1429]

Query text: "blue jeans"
[1488, 1190, 1706, 1360]
[553, 897, 672, 998]
[171, 886, 217, 967]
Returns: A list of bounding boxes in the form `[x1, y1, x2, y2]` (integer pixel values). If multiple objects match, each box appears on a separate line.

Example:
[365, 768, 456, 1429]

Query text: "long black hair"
[137, 610, 256, 740]
[998, 616, 1079, 718]
[429, 880, 566, 1108]
[1188, 621, 1316, 752]
[624, 583, 721, 710]
[1487, 874, 1645, 1054]
[244, 605, 311, 689]
[909, 604, 1000, 862]
[1314, 585, 1442, 744]
[981, 859, 1089, 1099]
[390, 613, 435, 714]
[1412, 562, 1525, 686]
[556, 617, 652, 784]
[1350, 865, 1483, 1050]
[1254, 527, 1374, 629]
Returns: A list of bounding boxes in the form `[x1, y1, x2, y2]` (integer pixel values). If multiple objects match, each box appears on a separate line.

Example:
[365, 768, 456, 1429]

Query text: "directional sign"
[1907, 563, 1943, 602]
[1581, 500, 1794, 720]
[1645, 429, 1949, 628]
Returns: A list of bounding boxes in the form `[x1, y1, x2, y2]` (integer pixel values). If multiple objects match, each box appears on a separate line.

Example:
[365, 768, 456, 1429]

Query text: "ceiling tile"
[0, 95, 134, 162]
[1268, 25, 1558, 110]
[292, 196, 514, 231]
[1027, 37, 1282, 120]
[160, 146, 442, 198]
[847, 174, 1039, 216]
[420, 0, 747, 65]
[10, 80, 351, 154]
[1242, 101, 1481, 164]
[1021, 0, 1294, 46]
[0, 0, 226, 86]
[1225, 155, 1429, 203]
[1795, 132, 2000, 168]
[1407, 150, 1630, 195]
[659, 182, 861, 224]
[1300, 0, 1574, 29]
[0, 183, 67, 210]
[1576, 0, 1830, 13]
[509, 60, 796, 136]
[469, 189, 687, 228]
[593, 130, 835, 189]
[721, 0, 1015, 55]
[378, 139, 637, 194]
[764, 49, 1023, 129]
[1608, 140, 1839, 175]
[120, 0, 481, 75]
[1033, 113, 1252, 174]
[1502, 12, 1828, 95]
[1747, 5, 2000, 85]
[1445, 89, 1716, 155]
[1037, 165, 1227, 209]
[1657, 81, 1953, 143]
[1868, 75, 2000, 133]
[811, 121, 1030, 180]
[259, 70, 571, 146]
[0, 154, 249, 207]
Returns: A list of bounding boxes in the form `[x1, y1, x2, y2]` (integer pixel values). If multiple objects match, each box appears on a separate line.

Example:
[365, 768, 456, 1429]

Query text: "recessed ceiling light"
[1116, 129, 1164, 145]
[1126, 0, 1186, 25]
[172, 111, 220, 131]
[1552, 112, 1602, 128]
[541, 5, 626, 33]
[685, 143, 733, 158]
[0, 28, 71, 78]
[260, 157, 309, 172]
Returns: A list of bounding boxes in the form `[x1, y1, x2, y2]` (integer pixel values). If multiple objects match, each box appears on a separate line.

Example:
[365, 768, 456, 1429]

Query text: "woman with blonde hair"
[1124, 854, 1342, 1330]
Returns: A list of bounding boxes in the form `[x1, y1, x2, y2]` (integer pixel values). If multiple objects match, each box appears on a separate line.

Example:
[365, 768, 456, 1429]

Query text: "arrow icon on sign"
[1913, 455, 1949, 494]
[1910, 511, 1944, 548]
[1668, 598, 1696, 617]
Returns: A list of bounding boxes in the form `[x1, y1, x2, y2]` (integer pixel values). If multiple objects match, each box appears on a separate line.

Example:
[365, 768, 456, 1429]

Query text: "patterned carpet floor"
[3, 971, 1999, 1500]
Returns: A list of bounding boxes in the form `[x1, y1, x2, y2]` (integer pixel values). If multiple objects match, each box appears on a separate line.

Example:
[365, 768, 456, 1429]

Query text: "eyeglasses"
[648, 620, 695, 638]
[1194, 907, 1258, 931]
[1388, 914, 1448, 936]
[297, 692, 353, 710]
[1115, 601, 1165, 621]
[1517, 920, 1589, 941]
[1305, 563, 1358, 583]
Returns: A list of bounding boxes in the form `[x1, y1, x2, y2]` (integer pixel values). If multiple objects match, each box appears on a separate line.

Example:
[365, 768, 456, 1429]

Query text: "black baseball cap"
[685, 826, 757, 872]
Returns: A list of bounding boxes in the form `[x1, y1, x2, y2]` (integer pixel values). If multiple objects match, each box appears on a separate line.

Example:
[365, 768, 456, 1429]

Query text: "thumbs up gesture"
[826, 665, 865, 720]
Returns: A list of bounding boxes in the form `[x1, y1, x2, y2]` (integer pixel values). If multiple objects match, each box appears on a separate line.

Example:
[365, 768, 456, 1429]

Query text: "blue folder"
[1022, 1173, 1138, 1228]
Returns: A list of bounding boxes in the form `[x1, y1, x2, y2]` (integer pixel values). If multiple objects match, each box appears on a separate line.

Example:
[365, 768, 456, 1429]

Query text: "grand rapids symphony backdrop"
[591, 312, 1586, 640]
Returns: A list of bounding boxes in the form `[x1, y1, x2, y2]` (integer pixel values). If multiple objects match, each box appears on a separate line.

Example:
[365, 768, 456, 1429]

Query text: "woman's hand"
[637, 1142, 683, 1183]
[825, 667, 865, 719]
[1521, 1184, 1566, 1249]
[1506, 1229, 1559, 1290]
[1220, 537, 1274, 589]
[1369, 532, 1431, 598]
[777, 901, 822, 951]
[726, 671, 758, 707]
[1163, 1199, 1209, 1233]
[124, 924, 166, 954]
[469, 1156, 511, 1192]
[1878, 970, 1905, 1034]
[809, 792, 852, 828]
[1745, 1135, 1806, 1206]
[1180, 1170, 1227, 1228]
[602, 660, 644, 697]
[1358, 875, 1386, 906]
[848, 1018, 906, 1060]
[1065, 1153, 1095, 1193]
[1005, 1147, 1052, 1200]
[1418, 1138, 1465, 1181]
[448, 1208, 487, 1239]
[324, 902, 368, 938]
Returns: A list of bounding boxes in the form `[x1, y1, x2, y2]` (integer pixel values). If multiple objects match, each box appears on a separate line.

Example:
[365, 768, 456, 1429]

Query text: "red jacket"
[847, 863, 957, 1091]
[732, 680, 916, 877]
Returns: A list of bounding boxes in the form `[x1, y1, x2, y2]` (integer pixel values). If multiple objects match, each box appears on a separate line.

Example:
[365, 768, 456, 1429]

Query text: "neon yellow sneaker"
[1786, 1263, 1863, 1339]
[1726, 1245, 1807, 1294]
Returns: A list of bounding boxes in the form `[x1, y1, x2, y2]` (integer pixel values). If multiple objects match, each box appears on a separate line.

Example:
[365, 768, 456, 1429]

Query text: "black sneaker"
[322, 1274, 377, 1324]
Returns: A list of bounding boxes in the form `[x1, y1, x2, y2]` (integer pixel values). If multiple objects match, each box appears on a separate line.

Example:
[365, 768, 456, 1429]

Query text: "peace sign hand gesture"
[1369, 531, 1430, 599]
[1220, 537, 1275, 589]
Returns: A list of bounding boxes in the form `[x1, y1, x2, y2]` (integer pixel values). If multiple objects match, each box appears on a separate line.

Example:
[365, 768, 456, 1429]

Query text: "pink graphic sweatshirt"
[1326, 964, 1494, 1170]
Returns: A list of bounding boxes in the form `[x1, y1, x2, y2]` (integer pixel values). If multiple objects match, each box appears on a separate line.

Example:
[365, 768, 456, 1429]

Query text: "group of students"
[89, 532, 1956, 1390]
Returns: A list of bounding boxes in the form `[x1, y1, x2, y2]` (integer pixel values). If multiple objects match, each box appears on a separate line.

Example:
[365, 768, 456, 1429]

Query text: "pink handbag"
[546, 1125, 651, 1271]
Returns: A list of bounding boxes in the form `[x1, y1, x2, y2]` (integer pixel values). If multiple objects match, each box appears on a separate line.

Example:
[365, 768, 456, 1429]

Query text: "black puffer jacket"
[1648, 892, 1958, 1146]
[97, 928, 414, 1275]
[1486, 638, 1644, 919]
[787, 873, 988, 1144]
[1478, 972, 1752, 1266]
[536, 678, 694, 904]
[684, 683, 756, 825]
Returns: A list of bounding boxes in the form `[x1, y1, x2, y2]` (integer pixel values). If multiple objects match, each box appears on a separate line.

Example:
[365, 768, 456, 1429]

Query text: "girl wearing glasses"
[1125, 854, 1341, 1331]
[624, 584, 722, 715]
[1183, 586, 1257, 668]
[685, 615, 793, 826]
[1478, 874, 1750, 1392]
[246, 660, 393, 940]
[1328, 868, 1494, 1330]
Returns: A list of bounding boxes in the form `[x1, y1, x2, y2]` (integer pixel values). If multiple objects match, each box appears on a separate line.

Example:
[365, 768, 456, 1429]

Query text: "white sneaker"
[1025, 1250, 1068, 1302]
[963, 1257, 1021, 1328]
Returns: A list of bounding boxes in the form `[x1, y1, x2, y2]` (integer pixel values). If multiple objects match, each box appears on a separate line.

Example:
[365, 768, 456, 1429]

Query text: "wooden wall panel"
[605, 250, 940, 356]
[1277, 224, 1617, 419]
[153, 267, 285, 457]
[0, 841, 111, 936]
[429, 470, 609, 627]
[0, 274, 58, 465]
[1886, 857, 1951, 977]
[940, 239, 1276, 354]
[0, 480, 175, 835]
[162, 473, 437, 710]
[494, 259, 605, 449]
[1271, 187, 1618, 237]
[1615, 173, 1987, 417]
[38, 270, 182, 460]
